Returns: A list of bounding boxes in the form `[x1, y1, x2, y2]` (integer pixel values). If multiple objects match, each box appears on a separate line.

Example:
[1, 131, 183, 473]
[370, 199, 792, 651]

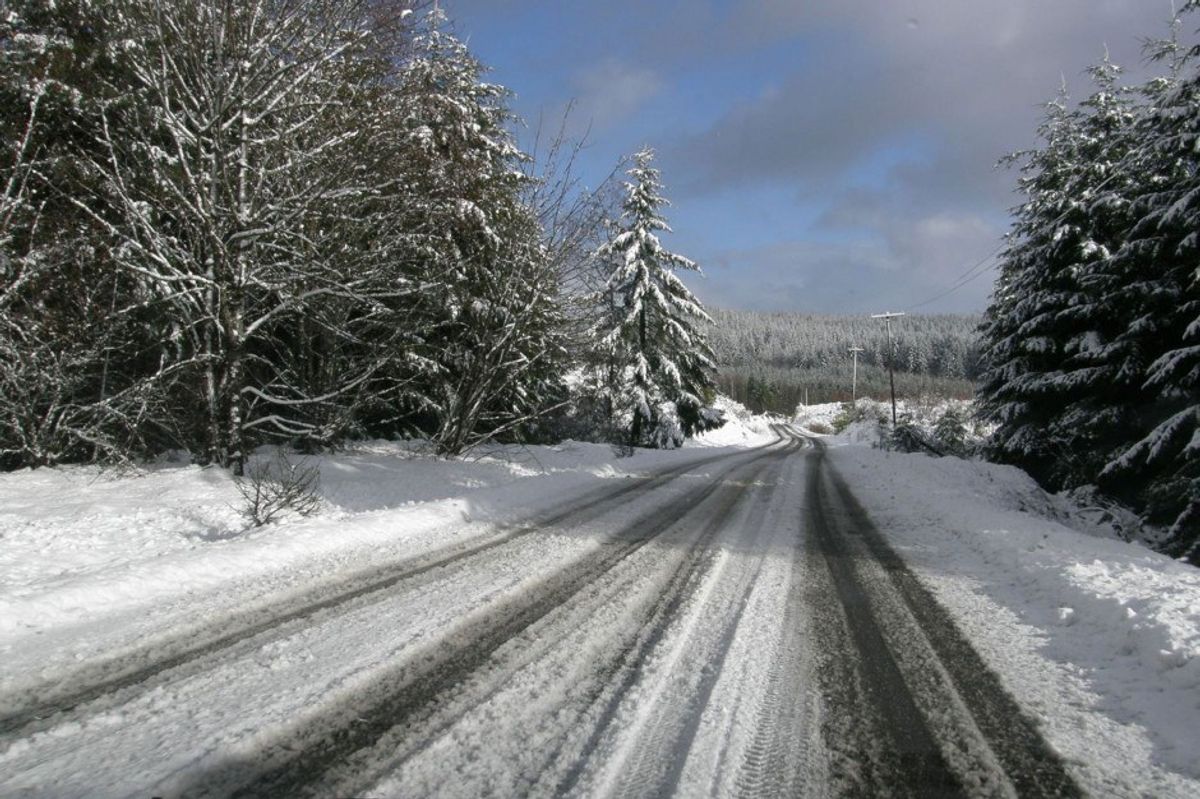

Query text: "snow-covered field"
[1, 397, 1197, 797]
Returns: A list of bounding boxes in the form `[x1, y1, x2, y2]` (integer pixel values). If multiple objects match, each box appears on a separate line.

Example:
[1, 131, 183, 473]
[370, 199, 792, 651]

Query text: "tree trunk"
[630, 305, 648, 447]
[227, 119, 250, 477]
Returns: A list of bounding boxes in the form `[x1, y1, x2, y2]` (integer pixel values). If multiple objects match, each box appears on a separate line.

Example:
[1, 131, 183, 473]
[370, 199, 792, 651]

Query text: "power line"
[902, 104, 1150, 314]
[904, 241, 1005, 312]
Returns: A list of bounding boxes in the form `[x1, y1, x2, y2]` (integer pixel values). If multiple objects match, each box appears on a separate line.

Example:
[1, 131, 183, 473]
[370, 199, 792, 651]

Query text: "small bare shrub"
[235, 450, 321, 527]
[609, 439, 636, 458]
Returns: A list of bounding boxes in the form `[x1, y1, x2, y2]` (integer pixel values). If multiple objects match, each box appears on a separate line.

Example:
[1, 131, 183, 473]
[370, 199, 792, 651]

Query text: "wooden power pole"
[870, 313, 905, 425]
[849, 346, 864, 402]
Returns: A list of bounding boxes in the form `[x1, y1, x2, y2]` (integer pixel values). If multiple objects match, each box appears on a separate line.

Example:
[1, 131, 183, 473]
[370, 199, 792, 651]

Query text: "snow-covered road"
[0, 426, 1097, 798]
[804, 440, 1076, 797]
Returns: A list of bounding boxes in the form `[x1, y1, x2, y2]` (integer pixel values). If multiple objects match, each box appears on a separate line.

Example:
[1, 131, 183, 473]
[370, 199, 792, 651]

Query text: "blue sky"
[444, 0, 1177, 315]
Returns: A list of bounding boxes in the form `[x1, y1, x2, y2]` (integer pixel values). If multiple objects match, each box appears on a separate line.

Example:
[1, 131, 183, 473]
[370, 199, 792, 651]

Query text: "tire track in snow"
[558, 427, 821, 799]
[806, 441, 960, 796]
[804, 437, 1081, 797]
[548, 448, 792, 798]
[818, 445, 1082, 798]
[531, 430, 819, 799]
[341, 439, 804, 799]
[730, 443, 826, 799]
[619, 429, 825, 799]
[598, 445, 791, 798]
[164, 436, 798, 799]
[0, 438, 781, 741]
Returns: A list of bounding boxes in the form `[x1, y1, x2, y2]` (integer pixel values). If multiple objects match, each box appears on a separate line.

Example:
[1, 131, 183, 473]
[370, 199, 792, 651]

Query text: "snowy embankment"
[824, 427, 1200, 797]
[0, 399, 775, 697]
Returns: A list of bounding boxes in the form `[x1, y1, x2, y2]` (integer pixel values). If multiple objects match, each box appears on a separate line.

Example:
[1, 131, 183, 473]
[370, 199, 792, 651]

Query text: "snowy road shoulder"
[824, 441, 1200, 798]
[0, 416, 776, 703]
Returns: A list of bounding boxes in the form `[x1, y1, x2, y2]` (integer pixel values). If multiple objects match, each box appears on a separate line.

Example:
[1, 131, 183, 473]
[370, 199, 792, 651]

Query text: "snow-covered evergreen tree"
[979, 60, 1144, 489]
[979, 6, 1200, 563]
[934, 406, 970, 457]
[396, 7, 567, 455]
[591, 149, 719, 448]
[1099, 6, 1200, 560]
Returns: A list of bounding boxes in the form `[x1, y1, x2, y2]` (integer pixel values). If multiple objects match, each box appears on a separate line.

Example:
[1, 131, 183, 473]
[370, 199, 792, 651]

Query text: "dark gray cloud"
[668, 56, 911, 195]
[656, 0, 1176, 312]
[665, 1, 1169, 199]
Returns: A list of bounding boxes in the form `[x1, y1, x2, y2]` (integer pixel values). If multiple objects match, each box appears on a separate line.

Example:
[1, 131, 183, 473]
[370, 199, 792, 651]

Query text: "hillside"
[707, 309, 983, 412]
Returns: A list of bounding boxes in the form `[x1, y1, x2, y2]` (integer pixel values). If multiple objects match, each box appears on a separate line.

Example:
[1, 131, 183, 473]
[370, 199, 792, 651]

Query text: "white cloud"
[569, 58, 664, 133]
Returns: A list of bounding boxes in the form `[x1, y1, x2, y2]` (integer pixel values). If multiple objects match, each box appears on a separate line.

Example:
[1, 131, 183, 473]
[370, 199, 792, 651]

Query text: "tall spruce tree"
[1099, 6, 1200, 560]
[592, 149, 718, 449]
[979, 6, 1200, 563]
[979, 61, 1143, 489]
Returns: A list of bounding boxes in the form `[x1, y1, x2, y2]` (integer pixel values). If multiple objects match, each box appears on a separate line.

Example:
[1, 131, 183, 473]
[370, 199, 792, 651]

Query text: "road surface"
[0, 427, 1079, 797]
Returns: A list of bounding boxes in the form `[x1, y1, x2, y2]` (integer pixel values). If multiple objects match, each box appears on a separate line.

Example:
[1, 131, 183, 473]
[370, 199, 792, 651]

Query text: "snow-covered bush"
[647, 402, 685, 450]
[1062, 485, 1153, 544]
[857, 400, 983, 458]
[832, 400, 888, 433]
[934, 406, 971, 457]
[236, 451, 322, 528]
[885, 414, 942, 455]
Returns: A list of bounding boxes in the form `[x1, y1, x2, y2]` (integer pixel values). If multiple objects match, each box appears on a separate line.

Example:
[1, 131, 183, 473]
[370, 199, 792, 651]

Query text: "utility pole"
[871, 313, 906, 425]
[848, 346, 864, 402]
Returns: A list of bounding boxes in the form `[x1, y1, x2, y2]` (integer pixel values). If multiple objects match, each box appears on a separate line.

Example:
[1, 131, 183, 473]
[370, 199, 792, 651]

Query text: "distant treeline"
[707, 309, 982, 413]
